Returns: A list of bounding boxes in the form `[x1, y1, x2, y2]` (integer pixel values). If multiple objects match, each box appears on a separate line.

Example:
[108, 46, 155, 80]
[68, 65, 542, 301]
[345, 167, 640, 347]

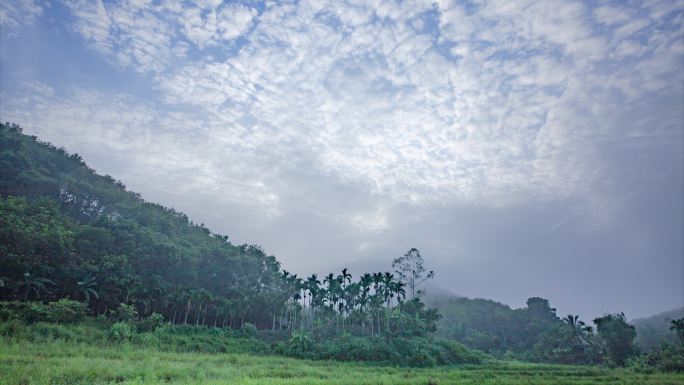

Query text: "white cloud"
[8, 0, 684, 228]
[0, 0, 42, 31]
[63, 0, 258, 72]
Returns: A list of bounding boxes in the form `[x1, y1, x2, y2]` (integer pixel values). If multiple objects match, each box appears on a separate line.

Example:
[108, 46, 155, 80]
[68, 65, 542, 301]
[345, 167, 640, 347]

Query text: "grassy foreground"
[1, 339, 683, 385]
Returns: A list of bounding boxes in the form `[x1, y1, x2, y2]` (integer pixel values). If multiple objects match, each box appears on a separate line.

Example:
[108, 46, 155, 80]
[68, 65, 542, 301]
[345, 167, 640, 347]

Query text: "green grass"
[2, 338, 683, 385]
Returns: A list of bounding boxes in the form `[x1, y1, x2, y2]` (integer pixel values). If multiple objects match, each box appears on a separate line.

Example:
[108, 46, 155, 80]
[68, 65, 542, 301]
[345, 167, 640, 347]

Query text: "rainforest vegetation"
[1, 122, 683, 375]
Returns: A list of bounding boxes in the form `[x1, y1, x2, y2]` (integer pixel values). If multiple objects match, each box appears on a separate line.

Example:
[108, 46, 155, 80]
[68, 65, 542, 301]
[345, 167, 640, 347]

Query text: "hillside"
[0, 122, 463, 367]
[426, 294, 569, 359]
[633, 307, 684, 352]
[0, 122, 287, 328]
[2, 122, 683, 371]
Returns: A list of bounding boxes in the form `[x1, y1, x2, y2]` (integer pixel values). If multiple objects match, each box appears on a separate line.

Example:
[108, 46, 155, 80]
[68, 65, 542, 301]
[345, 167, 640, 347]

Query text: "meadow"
[2, 338, 683, 385]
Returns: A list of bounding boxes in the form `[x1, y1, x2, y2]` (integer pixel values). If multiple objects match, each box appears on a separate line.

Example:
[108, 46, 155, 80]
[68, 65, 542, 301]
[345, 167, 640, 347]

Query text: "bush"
[112, 303, 138, 323]
[630, 344, 684, 373]
[0, 319, 23, 337]
[109, 321, 134, 341]
[275, 333, 489, 367]
[287, 330, 313, 355]
[0, 300, 88, 324]
[239, 322, 258, 338]
[46, 299, 88, 323]
[137, 312, 164, 332]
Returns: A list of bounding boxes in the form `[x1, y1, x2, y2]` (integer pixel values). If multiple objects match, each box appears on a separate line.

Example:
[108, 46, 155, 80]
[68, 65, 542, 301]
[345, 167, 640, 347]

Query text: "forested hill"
[426, 294, 571, 360]
[633, 307, 684, 352]
[0, 122, 288, 328]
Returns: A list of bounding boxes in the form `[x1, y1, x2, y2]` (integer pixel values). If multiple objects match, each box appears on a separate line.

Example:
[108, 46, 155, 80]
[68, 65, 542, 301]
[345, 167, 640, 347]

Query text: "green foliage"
[137, 312, 164, 332]
[112, 303, 138, 322]
[4, 337, 683, 385]
[427, 294, 562, 359]
[1, 122, 660, 370]
[594, 313, 639, 366]
[286, 329, 313, 355]
[671, 318, 684, 345]
[630, 344, 684, 373]
[276, 332, 488, 367]
[239, 322, 258, 338]
[0, 123, 445, 349]
[0, 320, 268, 355]
[108, 321, 134, 341]
[533, 322, 602, 365]
[0, 122, 286, 330]
[0, 300, 88, 324]
[76, 275, 98, 303]
[45, 298, 88, 323]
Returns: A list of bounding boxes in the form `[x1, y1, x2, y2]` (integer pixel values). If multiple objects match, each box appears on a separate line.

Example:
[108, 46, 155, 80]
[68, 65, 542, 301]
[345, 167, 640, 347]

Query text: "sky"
[0, 0, 682, 321]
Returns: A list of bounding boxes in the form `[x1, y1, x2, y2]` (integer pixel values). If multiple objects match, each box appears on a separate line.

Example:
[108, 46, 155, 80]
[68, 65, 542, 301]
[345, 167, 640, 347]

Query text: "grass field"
[2, 339, 683, 385]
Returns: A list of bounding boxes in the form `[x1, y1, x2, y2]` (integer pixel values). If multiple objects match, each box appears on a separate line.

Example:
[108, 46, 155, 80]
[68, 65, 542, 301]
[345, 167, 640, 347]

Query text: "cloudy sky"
[1, 0, 682, 320]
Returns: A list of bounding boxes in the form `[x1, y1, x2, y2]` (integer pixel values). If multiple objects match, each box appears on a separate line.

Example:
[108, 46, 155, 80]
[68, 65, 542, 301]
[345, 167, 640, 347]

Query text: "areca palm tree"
[323, 273, 339, 309]
[381, 272, 395, 306]
[393, 281, 406, 304]
[305, 274, 321, 308]
[340, 268, 352, 286]
[304, 274, 322, 330]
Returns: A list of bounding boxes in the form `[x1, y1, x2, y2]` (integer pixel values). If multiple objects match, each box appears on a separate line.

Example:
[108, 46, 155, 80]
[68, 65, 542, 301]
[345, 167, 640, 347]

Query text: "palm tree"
[77, 275, 99, 304]
[323, 273, 338, 310]
[670, 318, 684, 344]
[563, 314, 593, 345]
[381, 272, 395, 306]
[305, 274, 321, 308]
[358, 274, 373, 336]
[340, 268, 352, 286]
[393, 281, 406, 303]
[21, 272, 55, 300]
[305, 274, 321, 330]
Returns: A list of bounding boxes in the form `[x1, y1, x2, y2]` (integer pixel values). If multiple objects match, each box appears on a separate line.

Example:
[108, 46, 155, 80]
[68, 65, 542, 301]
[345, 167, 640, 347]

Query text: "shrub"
[112, 303, 138, 322]
[0, 319, 23, 337]
[630, 344, 684, 373]
[240, 322, 258, 338]
[274, 332, 488, 367]
[109, 321, 134, 341]
[137, 312, 164, 332]
[46, 299, 88, 323]
[0, 300, 88, 324]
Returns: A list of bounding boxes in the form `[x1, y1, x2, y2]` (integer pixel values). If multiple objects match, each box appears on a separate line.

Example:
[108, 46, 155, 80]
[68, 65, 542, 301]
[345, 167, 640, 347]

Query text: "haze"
[1, 0, 682, 321]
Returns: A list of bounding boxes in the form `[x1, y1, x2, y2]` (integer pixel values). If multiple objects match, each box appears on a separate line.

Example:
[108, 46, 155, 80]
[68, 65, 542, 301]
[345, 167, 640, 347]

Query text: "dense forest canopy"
[0, 122, 286, 328]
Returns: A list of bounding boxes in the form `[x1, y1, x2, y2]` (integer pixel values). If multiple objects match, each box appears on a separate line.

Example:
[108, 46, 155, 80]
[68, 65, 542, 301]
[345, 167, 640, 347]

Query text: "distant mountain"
[632, 307, 684, 352]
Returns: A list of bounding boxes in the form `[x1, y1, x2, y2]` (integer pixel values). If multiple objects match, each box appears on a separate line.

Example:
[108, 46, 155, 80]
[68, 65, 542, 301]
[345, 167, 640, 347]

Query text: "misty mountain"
[632, 307, 684, 352]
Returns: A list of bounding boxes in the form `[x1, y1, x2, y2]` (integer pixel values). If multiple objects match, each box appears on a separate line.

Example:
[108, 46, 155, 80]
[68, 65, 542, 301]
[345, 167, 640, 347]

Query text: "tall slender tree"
[392, 248, 434, 298]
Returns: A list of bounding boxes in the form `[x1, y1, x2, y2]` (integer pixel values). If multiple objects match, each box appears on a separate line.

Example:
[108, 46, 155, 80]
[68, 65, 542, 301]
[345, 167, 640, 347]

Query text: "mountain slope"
[0, 122, 288, 328]
[632, 307, 684, 352]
